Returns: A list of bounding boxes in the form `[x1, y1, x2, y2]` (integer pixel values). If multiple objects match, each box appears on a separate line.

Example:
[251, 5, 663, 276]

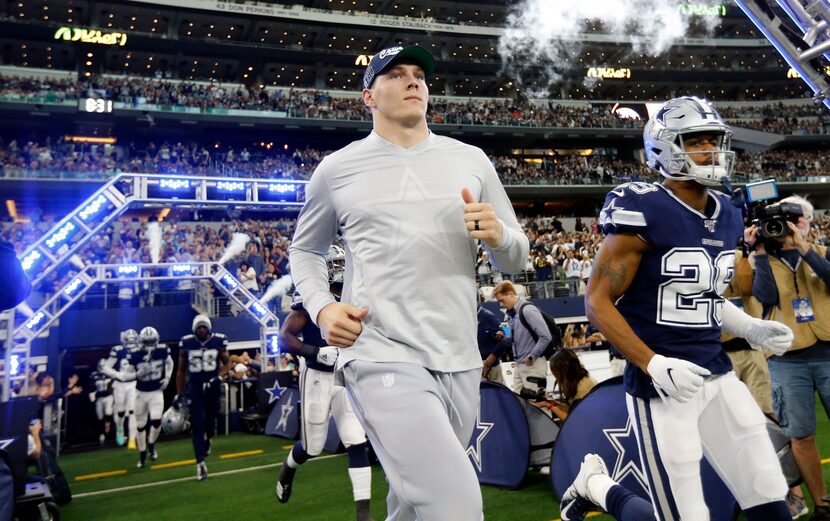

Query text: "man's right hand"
[317, 302, 369, 348]
[744, 225, 765, 254]
[647, 354, 710, 403]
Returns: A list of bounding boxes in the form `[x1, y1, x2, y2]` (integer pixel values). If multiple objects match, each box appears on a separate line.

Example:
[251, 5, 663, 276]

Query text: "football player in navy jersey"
[561, 97, 795, 521]
[102, 329, 141, 448]
[89, 359, 114, 446]
[133, 327, 174, 468]
[275, 246, 374, 521]
[175, 314, 231, 480]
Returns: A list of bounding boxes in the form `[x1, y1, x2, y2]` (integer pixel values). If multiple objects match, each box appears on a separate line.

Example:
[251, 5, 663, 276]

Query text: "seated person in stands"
[532, 350, 597, 421]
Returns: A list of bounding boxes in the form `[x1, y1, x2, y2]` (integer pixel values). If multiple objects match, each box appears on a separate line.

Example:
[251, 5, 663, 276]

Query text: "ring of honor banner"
[551, 377, 739, 521]
[465, 381, 532, 489]
[266, 385, 300, 439]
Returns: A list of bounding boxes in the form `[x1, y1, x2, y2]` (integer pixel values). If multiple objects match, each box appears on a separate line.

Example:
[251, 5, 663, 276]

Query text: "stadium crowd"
[1, 76, 826, 134]
[2, 136, 829, 184]
[4, 208, 830, 303]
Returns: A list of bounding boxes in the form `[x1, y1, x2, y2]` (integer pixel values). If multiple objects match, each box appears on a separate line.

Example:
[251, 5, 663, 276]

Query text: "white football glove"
[722, 299, 793, 356]
[744, 320, 793, 356]
[316, 346, 339, 366]
[647, 354, 710, 403]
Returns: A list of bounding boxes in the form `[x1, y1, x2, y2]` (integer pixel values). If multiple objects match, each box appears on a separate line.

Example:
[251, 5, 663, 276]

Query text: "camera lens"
[763, 219, 785, 237]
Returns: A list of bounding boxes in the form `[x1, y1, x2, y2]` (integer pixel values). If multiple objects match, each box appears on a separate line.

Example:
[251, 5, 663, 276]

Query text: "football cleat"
[149, 444, 158, 461]
[115, 427, 125, 446]
[560, 454, 608, 521]
[197, 461, 209, 481]
[275, 463, 296, 504]
[127, 439, 137, 450]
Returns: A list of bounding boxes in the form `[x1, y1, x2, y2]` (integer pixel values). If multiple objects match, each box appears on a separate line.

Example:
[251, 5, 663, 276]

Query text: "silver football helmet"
[120, 329, 139, 348]
[643, 96, 735, 185]
[162, 405, 189, 434]
[139, 326, 160, 350]
[325, 245, 346, 284]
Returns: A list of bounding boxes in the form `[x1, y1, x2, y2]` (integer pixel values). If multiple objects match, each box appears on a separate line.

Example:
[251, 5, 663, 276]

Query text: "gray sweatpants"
[342, 360, 483, 521]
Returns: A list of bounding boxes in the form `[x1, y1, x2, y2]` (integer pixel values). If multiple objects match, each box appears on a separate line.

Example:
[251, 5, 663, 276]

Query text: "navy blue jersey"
[179, 333, 228, 392]
[107, 344, 139, 374]
[90, 370, 112, 397]
[131, 345, 172, 392]
[599, 182, 744, 398]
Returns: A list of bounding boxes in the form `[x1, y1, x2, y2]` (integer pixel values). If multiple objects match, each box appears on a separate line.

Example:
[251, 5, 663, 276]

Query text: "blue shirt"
[599, 182, 744, 398]
[477, 306, 503, 359]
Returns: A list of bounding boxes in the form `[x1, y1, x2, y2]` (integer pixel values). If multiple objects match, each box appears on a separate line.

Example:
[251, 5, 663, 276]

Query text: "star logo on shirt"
[599, 198, 621, 227]
[603, 417, 649, 493]
[276, 391, 295, 431]
[465, 405, 494, 473]
[265, 378, 284, 405]
[368, 167, 460, 264]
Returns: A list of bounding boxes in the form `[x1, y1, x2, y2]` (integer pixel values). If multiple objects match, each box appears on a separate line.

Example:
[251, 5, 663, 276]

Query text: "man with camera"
[747, 195, 830, 520]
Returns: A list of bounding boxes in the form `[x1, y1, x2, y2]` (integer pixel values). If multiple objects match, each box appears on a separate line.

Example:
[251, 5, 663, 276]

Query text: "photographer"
[747, 195, 830, 518]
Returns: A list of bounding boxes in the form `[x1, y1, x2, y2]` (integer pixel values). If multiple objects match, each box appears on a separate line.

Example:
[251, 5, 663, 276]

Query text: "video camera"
[739, 179, 803, 240]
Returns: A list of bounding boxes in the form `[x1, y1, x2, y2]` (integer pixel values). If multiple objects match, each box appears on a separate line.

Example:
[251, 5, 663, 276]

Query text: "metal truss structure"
[2, 262, 280, 400]
[735, 0, 830, 111]
[4, 172, 306, 401]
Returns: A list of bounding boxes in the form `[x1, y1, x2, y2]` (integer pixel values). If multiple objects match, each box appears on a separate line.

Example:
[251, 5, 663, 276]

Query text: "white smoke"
[147, 222, 162, 264]
[259, 275, 293, 305]
[498, 0, 722, 96]
[219, 233, 250, 265]
[69, 254, 86, 270]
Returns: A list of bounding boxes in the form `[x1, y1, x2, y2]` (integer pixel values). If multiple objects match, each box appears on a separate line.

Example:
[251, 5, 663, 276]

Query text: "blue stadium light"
[9, 354, 23, 377]
[249, 301, 268, 319]
[172, 264, 194, 275]
[63, 277, 85, 298]
[216, 181, 246, 193]
[26, 311, 47, 331]
[219, 272, 239, 291]
[21, 250, 42, 273]
[44, 222, 78, 251]
[266, 334, 280, 355]
[267, 183, 296, 194]
[117, 265, 139, 277]
[78, 194, 109, 223]
[159, 178, 191, 190]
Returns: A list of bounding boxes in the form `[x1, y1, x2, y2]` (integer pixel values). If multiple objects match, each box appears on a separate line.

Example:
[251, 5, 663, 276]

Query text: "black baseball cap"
[362, 45, 436, 90]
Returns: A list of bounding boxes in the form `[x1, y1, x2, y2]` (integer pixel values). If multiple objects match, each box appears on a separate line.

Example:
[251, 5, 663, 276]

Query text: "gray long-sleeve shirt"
[288, 131, 529, 372]
[508, 298, 553, 362]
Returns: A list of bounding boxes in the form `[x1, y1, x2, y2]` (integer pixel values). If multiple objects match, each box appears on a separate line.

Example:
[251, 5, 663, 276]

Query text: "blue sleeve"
[751, 254, 780, 308]
[522, 305, 553, 359]
[803, 248, 830, 286]
[598, 184, 654, 243]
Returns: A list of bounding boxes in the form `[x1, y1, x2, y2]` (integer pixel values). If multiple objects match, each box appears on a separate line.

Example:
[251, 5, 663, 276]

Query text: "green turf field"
[55, 407, 830, 521]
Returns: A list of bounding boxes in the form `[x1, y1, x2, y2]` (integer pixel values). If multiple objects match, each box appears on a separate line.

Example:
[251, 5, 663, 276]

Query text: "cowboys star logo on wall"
[276, 391, 295, 431]
[465, 405, 494, 473]
[265, 378, 284, 404]
[602, 417, 648, 492]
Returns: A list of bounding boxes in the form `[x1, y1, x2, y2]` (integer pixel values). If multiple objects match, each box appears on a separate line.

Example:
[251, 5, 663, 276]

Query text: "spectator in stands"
[238, 261, 259, 295]
[563, 249, 582, 296]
